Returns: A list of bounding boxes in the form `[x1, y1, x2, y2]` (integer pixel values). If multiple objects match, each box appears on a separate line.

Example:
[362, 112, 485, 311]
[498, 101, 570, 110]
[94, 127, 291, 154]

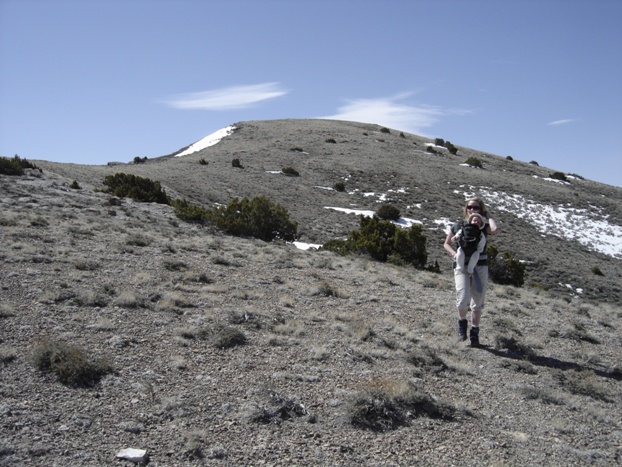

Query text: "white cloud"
[166, 82, 288, 110]
[547, 118, 575, 126]
[318, 94, 446, 134]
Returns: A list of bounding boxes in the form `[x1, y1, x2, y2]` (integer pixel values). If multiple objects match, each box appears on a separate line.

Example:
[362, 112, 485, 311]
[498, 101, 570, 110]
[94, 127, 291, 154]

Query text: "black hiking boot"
[470, 326, 480, 347]
[458, 319, 468, 341]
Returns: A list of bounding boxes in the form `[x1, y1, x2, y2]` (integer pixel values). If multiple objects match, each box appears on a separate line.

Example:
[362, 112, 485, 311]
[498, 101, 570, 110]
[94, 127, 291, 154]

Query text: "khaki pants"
[454, 265, 488, 312]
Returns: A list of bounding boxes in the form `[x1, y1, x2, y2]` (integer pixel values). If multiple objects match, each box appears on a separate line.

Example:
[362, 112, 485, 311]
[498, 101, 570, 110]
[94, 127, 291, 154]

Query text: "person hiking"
[451, 212, 487, 275]
[443, 198, 500, 346]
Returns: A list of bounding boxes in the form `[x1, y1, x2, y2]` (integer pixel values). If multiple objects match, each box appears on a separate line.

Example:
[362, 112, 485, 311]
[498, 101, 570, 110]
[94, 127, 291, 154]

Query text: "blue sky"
[1, 0, 621, 187]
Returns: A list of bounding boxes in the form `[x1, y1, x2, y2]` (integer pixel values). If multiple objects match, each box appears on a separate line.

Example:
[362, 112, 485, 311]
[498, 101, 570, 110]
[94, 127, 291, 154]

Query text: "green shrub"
[349, 216, 399, 262]
[282, 167, 299, 176]
[232, 158, 243, 168]
[33, 338, 113, 387]
[320, 239, 350, 256]
[334, 181, 346, 192]
[0, 156, 21, 175]
[172, 198, 211, 222]
[325, 138, 337, 144]
[390, 226, 428, 268]
[399, 132, 406, 138]
[133, 156, 148, 164]
[529, 160, 539, 166]
[464, 157, 483, 169]
[591, 266, 604, 276]
[102, 173, 170, 204]
[488, 245, 526, 287]
[549, 171, 567, 181]
[322, 216, 428, 269]
[434, 138, 445, 146]
[444, 141, 458, 155]
[199, 158, 208, 165]
[211, 325, 247, 349]
[376, 204, 400, 221]
[380, 127, 391, 134]
[69, 180, 81, 190]
[210, 195, 298, 242]
[506, 156, 514, 161]
[290, 147, 304, 152]
[425, 146, 438, 154]
[0, 155, 40, 175]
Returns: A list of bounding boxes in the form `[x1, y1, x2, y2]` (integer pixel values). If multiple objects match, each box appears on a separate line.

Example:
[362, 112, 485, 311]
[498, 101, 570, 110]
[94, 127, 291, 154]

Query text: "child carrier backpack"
[458, 222, 482, 257]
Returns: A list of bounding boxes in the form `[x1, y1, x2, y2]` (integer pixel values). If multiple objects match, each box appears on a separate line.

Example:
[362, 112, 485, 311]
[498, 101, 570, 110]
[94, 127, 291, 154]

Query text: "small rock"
[116, 448, 148, 463]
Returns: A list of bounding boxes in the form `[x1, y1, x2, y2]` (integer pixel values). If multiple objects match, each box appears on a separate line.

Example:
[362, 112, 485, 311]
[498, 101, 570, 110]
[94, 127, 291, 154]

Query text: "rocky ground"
[1, 168, 621, 466]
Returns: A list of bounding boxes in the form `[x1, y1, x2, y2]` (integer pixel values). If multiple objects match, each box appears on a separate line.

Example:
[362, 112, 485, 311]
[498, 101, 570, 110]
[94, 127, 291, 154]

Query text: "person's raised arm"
[486, 216, 500, 235]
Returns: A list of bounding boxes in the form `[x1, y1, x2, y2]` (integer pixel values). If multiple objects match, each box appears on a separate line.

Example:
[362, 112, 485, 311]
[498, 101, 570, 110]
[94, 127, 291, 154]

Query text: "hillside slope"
[33, 119, 622, 304]
[0, 168, 620, 465]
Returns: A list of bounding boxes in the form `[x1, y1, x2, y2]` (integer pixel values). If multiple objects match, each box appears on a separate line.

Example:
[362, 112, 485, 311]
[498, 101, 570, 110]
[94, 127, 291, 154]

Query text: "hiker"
[443, 198, 500, 346]
[451, 212, 487, 275]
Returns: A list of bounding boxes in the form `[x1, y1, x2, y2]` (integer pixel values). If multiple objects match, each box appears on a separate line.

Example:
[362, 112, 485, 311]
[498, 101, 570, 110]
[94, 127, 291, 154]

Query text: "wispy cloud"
[547, 118, 575, 126]
[166, 82, 288, 110]
[318, 94, 449, 134]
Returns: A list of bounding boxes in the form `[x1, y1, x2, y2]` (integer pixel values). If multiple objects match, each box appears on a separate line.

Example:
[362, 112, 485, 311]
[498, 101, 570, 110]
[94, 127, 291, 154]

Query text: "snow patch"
[175, 126, 236, 157]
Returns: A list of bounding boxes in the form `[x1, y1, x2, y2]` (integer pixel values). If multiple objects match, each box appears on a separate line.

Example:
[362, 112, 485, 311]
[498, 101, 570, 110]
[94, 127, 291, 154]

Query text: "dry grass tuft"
[407, 345, 449, 374]
[494, 334, 536, 359]
[553, 369, 612, 402]
[0, 348, 17, 364]
[73, 259, 99, 271]
[347, 376, 455, 431]
[0, 304, 15, 318]
[32, 338, 113, 387]
[311, 280, 348, 298]
[114, 290, 140, 308]
[272, 320, 306, 337]
[245, 388, 309, 425]
[347, 320, 375, 341]
[549, 321, 601, 344]
[179, 324, 247, 349]
[520, 385, 566, 405]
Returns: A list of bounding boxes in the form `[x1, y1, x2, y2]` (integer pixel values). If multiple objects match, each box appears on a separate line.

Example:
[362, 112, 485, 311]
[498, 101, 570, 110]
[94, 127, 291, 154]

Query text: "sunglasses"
[467, 205, 480, 211]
